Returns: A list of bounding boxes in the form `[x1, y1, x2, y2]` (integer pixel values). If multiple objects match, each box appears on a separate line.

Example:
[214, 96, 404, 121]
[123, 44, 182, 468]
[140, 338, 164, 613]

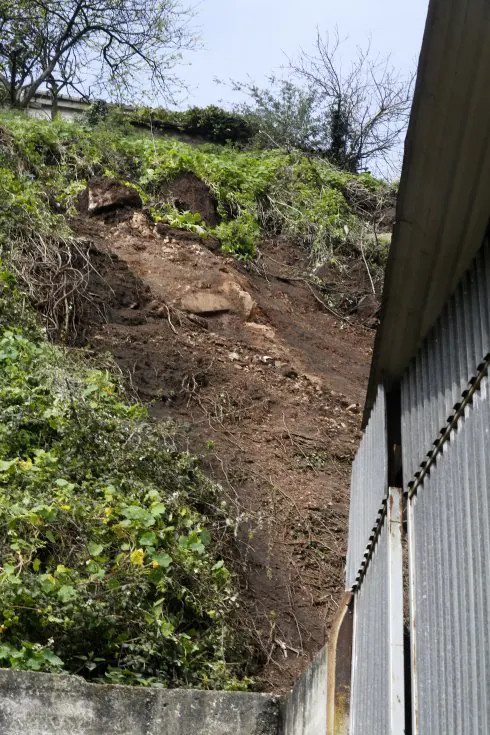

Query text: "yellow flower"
[130, 548, 145, 566]
[60, 505, 71, 511]
[102, 507, 113, 525]
[151, 560, 159, 568]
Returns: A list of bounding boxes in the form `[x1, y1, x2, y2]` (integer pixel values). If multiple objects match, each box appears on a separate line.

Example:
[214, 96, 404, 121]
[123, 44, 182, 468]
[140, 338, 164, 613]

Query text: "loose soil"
[73, 208, 373, 694]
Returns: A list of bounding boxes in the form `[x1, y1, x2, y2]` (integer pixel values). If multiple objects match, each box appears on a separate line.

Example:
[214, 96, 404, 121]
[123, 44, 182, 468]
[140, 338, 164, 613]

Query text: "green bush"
[213, 214, 259, 260]
[0, 275, 249, 689]
[120, 105, 256, 146]
[0, 110, 391, 272]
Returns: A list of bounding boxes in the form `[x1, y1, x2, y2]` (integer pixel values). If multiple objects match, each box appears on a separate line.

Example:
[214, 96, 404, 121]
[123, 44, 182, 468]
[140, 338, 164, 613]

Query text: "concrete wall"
[0, 669, 280, 735]
[280, 647, 328, 735]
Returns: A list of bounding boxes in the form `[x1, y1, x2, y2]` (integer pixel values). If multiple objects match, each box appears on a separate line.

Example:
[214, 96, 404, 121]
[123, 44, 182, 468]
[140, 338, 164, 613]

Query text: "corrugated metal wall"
[346, 385, 388, 589]
[349, 488, 405, 735]
[350, 516, 390, 735]
[345, 234, 490, 733]
[401, 237, 490, 482]
[407, 374, 490, 734]
[400, 237, 490, 734]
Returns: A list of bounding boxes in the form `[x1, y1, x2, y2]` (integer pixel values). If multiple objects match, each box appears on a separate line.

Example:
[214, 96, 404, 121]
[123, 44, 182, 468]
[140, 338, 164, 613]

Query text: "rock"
[130, 211, 154, 237]
[179, 291, 231, 315]
[355, 293, 379, 319]
[228, 352, 240, 361]
[78, 177, 142, 215]
[220, 280, 256, 319]
[162, 172, 219, 226]
[237, 290, 255, 320]
[283, 367, 298, 379]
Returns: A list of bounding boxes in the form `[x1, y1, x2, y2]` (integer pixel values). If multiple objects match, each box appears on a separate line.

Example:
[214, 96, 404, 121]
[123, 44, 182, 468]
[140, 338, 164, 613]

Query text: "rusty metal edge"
[327, 591, 354, 735]
[407, 356, 489, 499]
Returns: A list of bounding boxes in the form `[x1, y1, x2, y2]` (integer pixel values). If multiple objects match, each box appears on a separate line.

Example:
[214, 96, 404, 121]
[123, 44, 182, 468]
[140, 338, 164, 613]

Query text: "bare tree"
[289, 30, 414, 173]
[231, 77, 320, 153]
[0, 0, 197, 111]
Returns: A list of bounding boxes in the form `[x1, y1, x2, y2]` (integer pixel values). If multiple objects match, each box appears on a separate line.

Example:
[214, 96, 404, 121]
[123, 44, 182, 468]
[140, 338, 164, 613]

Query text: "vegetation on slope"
[0, 109, 393, 266]
[0, 275, 249, 688]
[0, 108, 394, 688]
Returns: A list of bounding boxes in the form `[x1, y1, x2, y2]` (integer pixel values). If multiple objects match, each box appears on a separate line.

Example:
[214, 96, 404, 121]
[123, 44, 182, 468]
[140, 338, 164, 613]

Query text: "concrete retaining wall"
[280, 647, 328, 735]
[0, 647, 329, 734]
[0, 669, 280, 735]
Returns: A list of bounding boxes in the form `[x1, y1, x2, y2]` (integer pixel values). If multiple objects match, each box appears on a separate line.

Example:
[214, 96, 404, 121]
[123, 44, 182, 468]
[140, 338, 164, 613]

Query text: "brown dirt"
[72, 209, 373, 694]
[161, 171, 219, 226]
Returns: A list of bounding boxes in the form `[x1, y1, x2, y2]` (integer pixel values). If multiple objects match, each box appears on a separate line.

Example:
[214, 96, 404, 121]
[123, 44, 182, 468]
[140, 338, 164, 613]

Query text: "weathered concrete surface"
[279, 647, 327, 735]
[0, 669, 280, 735]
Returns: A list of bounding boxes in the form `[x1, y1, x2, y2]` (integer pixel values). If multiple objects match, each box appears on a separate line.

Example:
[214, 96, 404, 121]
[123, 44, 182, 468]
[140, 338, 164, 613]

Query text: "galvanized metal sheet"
[346, 384, 388, 589]
[401, 237, 490, 482]
[350, 516, 389, 735]
[409, 372, 490, 734]
[350, 490, 405, 735]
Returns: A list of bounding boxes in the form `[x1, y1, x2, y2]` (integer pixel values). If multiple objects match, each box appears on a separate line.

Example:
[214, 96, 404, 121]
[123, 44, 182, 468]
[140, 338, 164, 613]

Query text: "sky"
[178, 0, 430, 108]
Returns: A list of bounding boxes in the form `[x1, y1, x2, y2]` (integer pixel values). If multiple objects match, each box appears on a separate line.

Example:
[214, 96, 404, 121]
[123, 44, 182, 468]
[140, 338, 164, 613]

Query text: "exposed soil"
[72, 207, 373, 694]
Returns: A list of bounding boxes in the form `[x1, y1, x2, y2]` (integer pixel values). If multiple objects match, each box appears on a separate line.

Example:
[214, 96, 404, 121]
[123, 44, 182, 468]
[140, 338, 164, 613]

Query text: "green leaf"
[139, 531, 156, 546]
[57, 585, 77, 603]
[0, 645, 14, 660]
[151, 552, 172, 569]
[87, 541, 104, 557]
[200, 529, 211, 547]
[0, 459, 18, 473]
[160, 619, 174, 638]
[42, 650, 64, 667]
[32, 558, 41, 572]
[150, 502, 166, 517]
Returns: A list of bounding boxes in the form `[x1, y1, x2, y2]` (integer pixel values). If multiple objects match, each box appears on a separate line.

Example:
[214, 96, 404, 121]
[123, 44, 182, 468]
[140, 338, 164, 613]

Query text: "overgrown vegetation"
[0, 272, 251, 688]
[0, 106, 394, 688]
[119, 105, 257, 146]
[0, 108, 393, 268]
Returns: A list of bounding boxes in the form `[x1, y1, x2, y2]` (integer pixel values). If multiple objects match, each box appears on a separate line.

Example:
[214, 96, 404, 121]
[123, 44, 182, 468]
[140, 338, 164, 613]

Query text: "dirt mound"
[162, 171, 219, 226]
[72, 211, 373, 693]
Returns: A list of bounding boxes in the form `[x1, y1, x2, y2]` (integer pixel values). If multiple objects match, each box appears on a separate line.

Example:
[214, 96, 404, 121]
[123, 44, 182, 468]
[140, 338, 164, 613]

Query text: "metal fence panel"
[350, 516, 389, 735]
[350, 488, 404, 735]
[408, 373, 490, 734]
[401, 236, 490, 482]
[346, 384, 388, 589]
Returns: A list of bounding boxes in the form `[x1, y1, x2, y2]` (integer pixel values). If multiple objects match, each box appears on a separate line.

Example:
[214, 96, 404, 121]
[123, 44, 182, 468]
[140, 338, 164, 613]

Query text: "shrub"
[122, 105, 256, 146]
[0, 110, 392, 275]
[213, 214, 259, 260]
[0, 276, 249, 688]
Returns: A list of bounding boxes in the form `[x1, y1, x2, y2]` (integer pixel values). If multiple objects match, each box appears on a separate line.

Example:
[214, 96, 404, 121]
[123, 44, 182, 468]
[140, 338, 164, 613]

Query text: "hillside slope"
[0, 111, 380, 692]
[74, 204, 373, 691]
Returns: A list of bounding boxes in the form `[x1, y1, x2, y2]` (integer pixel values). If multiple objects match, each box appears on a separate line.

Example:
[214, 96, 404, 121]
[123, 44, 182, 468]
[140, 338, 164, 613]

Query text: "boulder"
[179, 291, 231, 315]
[78, 178, 142, 216]
[221, 280, 256, 319]
[162, 172, 219, 226]
[178, 280, 256, 319]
